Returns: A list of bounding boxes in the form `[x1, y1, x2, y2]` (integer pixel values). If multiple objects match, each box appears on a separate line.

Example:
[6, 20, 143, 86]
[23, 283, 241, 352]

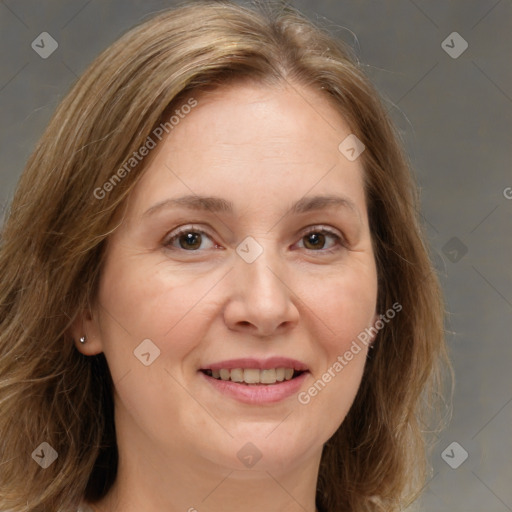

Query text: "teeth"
[207, 367, 299, 384]
[230, 368, 244, 382]
[244, 369, 260, 384]
[260, 369, 276, 384]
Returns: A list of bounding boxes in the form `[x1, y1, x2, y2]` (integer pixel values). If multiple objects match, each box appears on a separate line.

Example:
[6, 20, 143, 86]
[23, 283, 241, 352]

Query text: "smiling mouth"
[200, 368, 306, 385]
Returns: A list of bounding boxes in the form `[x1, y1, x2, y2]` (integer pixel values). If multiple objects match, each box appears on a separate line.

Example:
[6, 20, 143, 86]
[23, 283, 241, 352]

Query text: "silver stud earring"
[79, 336, 87, 344]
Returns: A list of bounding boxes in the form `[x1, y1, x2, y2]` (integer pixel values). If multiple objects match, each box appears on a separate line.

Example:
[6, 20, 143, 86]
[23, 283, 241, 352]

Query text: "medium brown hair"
[0, 2, 450, 511]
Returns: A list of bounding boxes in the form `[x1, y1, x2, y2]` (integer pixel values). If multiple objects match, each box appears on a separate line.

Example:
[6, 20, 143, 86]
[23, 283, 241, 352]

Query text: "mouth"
[198, 358, 309, 404]
[200, 367, 307, 385]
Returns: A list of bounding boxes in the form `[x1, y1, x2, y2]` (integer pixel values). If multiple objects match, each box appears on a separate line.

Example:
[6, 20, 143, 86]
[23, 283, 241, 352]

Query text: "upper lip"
[201, 357, 309, 372]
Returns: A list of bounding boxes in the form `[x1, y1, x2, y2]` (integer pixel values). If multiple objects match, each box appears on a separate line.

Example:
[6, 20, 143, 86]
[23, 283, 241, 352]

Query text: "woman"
[0, 2, 450, 511]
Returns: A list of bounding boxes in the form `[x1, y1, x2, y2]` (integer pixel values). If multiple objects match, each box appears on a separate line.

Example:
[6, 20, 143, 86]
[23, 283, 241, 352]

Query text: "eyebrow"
[143, 194, 359, 217]
[290, 195, 358, 216]
[144, 195, 232, 217]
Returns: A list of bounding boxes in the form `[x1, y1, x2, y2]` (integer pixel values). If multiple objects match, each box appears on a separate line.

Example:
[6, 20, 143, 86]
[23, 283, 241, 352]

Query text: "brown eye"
[296, 228, 344, 253]
[303, 232, 326, 250]
[178, 232, 203, 250]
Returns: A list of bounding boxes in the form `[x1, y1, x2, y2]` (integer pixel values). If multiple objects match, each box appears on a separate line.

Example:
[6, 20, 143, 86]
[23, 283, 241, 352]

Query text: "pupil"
[180, 232, 201, 250]
[305, 233, 325, 250]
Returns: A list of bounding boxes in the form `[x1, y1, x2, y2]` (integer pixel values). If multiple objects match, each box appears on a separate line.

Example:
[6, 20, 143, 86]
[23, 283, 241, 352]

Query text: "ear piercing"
[79, 336, 87, 344]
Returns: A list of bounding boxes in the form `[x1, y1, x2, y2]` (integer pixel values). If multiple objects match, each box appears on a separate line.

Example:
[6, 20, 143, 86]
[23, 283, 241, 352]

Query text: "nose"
[223, 249, 300, 337]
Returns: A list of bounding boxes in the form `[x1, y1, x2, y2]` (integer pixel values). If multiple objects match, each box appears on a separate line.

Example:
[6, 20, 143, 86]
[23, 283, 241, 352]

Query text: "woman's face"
[82, 81, 378, 475]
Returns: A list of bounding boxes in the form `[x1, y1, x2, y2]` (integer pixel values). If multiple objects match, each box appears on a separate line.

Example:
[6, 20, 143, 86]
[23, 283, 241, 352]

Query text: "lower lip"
[199, 371, 308, 404]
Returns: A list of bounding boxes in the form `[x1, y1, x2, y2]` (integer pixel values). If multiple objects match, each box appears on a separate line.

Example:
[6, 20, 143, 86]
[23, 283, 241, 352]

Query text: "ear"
[70, 307, 103, 356]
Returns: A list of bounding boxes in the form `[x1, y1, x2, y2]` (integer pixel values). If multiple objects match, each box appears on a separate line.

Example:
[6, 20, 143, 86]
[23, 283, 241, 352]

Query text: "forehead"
[125, 81, 367, 220]
[174, 80, 353, 155]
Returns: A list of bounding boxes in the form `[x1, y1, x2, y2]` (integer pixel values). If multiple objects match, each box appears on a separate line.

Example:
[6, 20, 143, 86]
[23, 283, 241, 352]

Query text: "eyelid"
[299, 224, 343, 238]
[296, 225, 348, 251]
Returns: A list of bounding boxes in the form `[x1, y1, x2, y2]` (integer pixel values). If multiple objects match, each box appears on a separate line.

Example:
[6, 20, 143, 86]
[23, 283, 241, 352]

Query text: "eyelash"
[163, 224, 347, 254]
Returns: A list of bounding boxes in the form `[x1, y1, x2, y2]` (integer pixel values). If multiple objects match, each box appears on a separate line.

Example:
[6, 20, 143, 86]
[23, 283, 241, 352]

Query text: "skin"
[74, 80, 379, 512]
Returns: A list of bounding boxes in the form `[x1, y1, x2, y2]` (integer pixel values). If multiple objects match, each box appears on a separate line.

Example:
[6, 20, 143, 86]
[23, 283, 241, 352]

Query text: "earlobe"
[70, 309, 103, 356]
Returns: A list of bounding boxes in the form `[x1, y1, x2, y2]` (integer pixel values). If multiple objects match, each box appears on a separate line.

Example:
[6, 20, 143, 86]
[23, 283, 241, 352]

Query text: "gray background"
[1, 1, 511, 510]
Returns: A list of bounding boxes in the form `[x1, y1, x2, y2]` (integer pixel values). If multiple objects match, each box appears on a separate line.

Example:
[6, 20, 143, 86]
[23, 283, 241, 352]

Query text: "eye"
[295, 227, 345, 252]
[164, 226, 219, 251]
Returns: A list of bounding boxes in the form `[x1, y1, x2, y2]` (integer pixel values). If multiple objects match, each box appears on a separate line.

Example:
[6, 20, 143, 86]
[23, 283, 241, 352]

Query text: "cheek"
[303, 259, 378, 354]
[95, 254, 223, 435]
[95, 251, 223, 378]
[294, 259, 377, 424]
